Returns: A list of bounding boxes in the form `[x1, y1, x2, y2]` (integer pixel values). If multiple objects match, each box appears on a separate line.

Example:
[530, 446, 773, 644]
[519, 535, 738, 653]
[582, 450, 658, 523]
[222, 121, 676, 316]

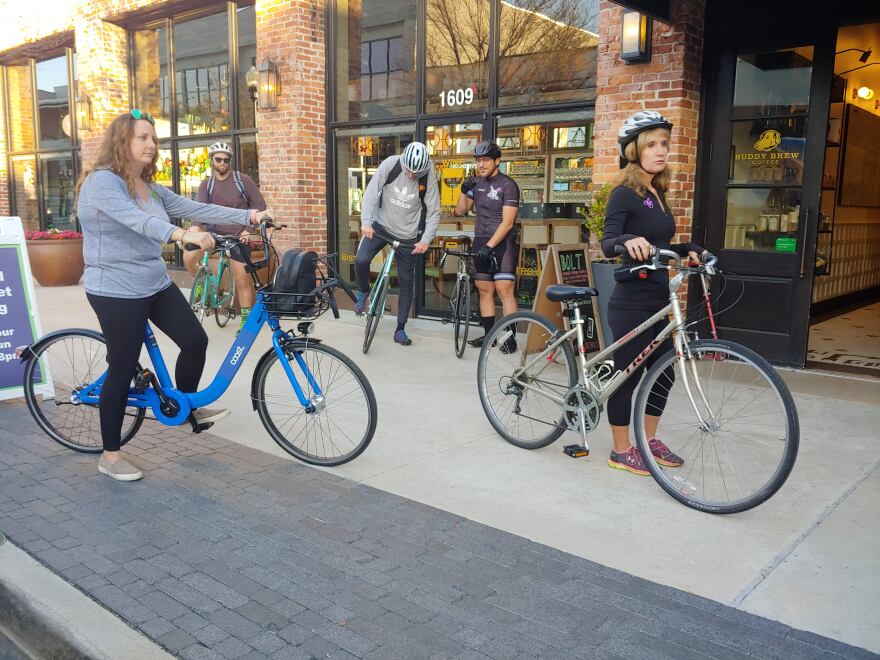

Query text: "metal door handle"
[799, 206, 810, 278]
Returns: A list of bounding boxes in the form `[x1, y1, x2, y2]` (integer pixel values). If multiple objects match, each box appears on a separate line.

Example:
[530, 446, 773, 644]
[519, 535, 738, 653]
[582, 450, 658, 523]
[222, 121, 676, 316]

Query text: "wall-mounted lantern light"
[621, 10, 652, 63]
[76, 94, 92, 132]
[854, 86, 875, 100]
[258, 58, 279, 110]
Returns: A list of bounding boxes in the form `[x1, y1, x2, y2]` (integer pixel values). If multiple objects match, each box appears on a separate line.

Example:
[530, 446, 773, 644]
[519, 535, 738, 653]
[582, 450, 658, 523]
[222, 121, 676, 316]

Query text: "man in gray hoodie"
[354, 141, 440, 345]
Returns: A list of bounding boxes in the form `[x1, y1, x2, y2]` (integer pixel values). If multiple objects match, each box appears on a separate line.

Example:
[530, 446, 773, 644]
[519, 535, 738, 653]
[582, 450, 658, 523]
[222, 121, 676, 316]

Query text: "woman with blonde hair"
[76, 110, 273, 481]
[600, 110, 704, 476]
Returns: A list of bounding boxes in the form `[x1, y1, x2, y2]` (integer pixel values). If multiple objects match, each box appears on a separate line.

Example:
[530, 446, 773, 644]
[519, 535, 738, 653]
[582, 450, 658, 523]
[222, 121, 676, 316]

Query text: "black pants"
[606, 307, 675, 427]
[354, 224, 416, 325]
[86, 284, 208, 451]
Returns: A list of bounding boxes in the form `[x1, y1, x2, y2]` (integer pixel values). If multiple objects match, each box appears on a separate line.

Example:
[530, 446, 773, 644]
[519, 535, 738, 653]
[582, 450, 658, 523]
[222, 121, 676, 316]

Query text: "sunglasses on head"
[213, 156, 230, 164]
[129, 108, 155, 125]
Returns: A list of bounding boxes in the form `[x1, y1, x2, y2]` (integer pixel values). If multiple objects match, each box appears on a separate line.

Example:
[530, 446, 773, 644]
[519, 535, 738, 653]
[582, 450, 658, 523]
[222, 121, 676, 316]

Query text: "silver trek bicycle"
[476, 247, 799, 514]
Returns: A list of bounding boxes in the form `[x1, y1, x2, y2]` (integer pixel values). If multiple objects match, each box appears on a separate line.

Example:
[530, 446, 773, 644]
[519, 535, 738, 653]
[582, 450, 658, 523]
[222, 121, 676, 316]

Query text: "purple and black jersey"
[467, 172, 520, 238]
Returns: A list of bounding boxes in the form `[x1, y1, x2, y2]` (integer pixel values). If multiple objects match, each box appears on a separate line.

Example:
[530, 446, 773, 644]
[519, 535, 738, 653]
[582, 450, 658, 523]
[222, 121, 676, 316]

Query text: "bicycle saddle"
[545, 284, 598, 302]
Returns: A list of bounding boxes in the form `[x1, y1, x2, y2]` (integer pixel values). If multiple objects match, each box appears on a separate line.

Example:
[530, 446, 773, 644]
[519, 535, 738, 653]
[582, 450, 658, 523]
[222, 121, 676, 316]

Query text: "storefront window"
[237, 6, 257, 130]
[40, 155, 75, 231]
[732, 47, 813, 118]
[425, 0, 490, 113]
[132, 26, 172, 139]
[177, 139, 216, 200]
[36, 56, 71, 149]
[6, 65, 36, 152]
[174, 12, 230, 136]
[334, 125, 415, 287]
[498, 0, 599, 108]
[723, 46, 812, 252]
[238, 133, 259, 183]
[334, 0, 418, 121]
[11, 157, 39, 232]
[497, 111, 593, 305]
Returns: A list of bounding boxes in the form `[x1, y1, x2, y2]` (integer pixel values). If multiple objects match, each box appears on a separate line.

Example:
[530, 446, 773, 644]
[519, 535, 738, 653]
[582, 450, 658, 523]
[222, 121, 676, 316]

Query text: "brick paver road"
[0, 401, 874, 660]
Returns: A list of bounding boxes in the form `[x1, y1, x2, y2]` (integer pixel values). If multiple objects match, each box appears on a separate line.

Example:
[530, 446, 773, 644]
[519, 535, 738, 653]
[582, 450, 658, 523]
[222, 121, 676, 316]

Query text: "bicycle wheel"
[453, 276, 470, 359]
[362, 276, 387, 355]
[633, 339, 799, 514]
[254, 341, 377, 465]
[214, 263, 236, 328]
[189, 268, 208, 324]
[23, 330, 145, 453]
[477, 311, 578, 449]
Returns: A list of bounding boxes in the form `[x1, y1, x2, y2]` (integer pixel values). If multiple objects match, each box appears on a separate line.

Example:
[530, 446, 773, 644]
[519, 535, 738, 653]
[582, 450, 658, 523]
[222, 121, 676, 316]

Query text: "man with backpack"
[353, 141, 440, 346]
[184, 141, 267, 332]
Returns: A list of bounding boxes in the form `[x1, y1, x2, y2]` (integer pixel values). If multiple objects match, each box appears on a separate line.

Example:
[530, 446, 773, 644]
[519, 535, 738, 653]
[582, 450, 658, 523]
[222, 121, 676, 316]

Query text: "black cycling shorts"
[473, 233, 518, 282]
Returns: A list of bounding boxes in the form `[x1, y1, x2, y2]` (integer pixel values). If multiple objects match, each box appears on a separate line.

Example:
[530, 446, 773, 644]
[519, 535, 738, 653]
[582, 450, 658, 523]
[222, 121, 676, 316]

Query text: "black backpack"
[270, 249, 318, 315]
[206, 171, 252, 207]
[378, 158, 430, 239]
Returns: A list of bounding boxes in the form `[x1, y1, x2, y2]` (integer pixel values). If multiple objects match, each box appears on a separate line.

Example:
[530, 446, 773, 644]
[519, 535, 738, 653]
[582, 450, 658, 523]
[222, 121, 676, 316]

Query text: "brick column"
[73, 12, 131, 168]
[594, 0, 705, 246]
[255, 0, 327, 254]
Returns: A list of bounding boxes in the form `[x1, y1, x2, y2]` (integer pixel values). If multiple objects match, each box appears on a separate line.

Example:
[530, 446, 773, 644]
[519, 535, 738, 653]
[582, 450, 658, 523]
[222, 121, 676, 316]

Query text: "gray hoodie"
[77, 169, 251, 298]
[359, 155, 440, 243]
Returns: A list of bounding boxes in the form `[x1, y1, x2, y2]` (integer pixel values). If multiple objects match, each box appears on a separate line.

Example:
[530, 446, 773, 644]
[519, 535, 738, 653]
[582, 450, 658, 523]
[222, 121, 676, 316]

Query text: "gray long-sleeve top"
[360, 155, 440, 243]
[77, 169, 251, 298]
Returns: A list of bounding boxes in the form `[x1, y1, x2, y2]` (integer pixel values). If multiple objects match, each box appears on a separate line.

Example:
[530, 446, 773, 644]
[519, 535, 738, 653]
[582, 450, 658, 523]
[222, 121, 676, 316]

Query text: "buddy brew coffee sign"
[735, 129, 801, 162]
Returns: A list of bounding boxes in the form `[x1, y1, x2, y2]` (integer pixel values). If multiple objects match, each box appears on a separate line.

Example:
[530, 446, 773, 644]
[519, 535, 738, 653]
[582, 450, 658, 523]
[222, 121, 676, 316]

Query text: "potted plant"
[25, 229, 85, 286]
[579, 182, 617, 347]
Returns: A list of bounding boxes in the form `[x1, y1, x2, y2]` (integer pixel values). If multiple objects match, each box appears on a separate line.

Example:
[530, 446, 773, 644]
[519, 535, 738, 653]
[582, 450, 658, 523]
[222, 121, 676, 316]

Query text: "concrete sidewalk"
[7, 283, 880, 656]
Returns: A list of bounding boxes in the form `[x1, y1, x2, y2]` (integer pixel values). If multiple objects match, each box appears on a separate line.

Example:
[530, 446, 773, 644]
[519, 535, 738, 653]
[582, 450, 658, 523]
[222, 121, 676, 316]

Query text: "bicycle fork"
[272, 333, 324, 412]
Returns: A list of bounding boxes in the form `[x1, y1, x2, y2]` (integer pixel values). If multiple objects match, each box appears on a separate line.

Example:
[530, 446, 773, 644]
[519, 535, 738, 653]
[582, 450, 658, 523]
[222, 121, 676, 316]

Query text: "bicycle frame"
[195, 248, 230, 307]
[506, 265, 713, 429]
[368, 241, 399, 316]
[72, 291, 321, 425]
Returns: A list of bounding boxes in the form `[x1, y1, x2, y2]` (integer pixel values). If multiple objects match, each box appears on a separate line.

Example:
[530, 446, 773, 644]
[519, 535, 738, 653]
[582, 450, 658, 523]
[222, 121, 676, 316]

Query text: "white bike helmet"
[401, 141, 431, 175]
[617, 111, 673, 167]
[208, 141, 233, 157]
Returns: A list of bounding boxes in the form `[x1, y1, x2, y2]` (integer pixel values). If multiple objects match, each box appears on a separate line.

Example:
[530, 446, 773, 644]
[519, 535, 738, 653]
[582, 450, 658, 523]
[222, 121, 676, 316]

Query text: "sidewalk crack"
[730, 454, 880, 608]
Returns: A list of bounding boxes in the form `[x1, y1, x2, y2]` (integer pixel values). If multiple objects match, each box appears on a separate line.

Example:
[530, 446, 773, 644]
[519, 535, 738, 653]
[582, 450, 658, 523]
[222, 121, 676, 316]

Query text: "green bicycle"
[189, 244, 237, 327]
[361, 239, 415, 354]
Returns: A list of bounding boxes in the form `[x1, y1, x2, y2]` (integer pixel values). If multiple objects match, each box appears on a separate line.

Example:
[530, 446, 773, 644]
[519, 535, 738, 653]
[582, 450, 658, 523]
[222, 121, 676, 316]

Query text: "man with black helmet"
[456, 141, 520, 351]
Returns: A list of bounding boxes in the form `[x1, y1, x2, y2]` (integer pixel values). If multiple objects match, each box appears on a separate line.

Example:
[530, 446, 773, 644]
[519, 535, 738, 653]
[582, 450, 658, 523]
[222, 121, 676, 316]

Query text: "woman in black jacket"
[600, 111, 703, 476]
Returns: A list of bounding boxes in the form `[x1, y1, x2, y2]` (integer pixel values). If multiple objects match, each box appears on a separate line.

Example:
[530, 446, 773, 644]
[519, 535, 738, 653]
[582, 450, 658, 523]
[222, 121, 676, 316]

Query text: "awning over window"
[608, 0, 672, 23]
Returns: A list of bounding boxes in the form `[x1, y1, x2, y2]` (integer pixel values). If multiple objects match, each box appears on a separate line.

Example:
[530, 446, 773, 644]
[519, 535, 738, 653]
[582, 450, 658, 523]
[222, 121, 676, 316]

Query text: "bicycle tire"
[453, 276, 470, 358]
[477, 311, 578, 449]
[254, 340, 377, 466]
[214, 262, 236, 328]
[23, 330, 145, 453]
[362, 276, 387, 355]
[633, 339, 799, 514]
[189, 268, 208, 324]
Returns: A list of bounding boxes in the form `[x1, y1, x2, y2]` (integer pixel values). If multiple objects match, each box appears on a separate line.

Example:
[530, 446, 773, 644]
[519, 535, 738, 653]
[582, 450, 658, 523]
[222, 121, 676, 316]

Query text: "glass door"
[39, 154, 76, 232]
[699, 30, 834, 366]
[417, 116, 488, 316]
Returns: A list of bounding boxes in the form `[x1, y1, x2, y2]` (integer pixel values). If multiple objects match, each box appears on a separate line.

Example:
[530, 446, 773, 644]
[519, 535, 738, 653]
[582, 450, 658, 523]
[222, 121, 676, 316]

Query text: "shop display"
[502, 157, 546, 204]
[551, 155, 593, 203]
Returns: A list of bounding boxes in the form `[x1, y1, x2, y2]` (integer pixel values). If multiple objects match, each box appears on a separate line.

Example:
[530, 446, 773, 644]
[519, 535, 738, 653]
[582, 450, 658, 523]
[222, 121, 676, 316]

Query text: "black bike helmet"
[474, 141, 502, 159]
[617, 111, 673, 168]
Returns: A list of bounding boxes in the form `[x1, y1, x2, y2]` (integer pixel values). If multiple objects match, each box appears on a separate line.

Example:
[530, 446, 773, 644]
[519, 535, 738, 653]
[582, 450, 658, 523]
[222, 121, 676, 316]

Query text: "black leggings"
[606, 307, 675, 427]
[86, 284, 208, 451]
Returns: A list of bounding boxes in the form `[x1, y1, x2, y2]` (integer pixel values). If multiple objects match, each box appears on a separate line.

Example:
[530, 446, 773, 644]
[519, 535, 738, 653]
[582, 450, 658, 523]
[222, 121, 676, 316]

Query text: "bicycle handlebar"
[438, 249, 476, 269]
[612, 244, 717, 276]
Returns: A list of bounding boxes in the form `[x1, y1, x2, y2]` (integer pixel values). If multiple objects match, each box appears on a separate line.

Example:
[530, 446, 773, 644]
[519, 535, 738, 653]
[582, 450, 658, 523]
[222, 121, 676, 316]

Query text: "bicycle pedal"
[563, 444, 590, 458]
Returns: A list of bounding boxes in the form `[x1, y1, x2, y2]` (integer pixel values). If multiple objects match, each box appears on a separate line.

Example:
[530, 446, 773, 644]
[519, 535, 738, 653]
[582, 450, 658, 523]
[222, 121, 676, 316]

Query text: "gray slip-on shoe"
[98, 455, 143, 482]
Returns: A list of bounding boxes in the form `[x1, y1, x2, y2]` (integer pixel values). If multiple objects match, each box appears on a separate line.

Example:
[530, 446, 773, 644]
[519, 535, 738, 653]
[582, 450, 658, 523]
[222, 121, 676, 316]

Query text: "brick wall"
[255, 0, 327, 255]
[594, 0, 705, 247]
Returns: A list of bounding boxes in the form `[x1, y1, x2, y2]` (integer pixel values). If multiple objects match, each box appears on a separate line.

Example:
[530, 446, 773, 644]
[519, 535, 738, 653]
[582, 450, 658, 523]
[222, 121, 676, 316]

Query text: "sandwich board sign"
[0, 217, 50, 401]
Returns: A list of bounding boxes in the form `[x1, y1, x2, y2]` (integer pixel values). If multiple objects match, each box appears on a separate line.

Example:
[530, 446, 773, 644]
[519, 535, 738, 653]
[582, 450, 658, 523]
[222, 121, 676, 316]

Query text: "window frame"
[3, 47, 82, 232]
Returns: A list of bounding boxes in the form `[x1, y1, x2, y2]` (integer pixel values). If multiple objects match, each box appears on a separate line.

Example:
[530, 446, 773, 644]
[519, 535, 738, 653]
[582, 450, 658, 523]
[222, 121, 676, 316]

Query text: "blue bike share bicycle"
[20, 221, 377, 466]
